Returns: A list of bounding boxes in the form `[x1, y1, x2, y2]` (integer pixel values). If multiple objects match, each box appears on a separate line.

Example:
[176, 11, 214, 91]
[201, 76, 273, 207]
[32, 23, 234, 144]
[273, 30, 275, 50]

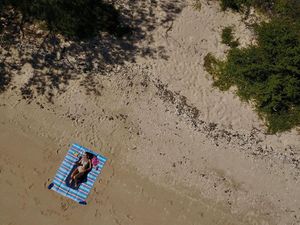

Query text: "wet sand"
[0, 110, 249, 225]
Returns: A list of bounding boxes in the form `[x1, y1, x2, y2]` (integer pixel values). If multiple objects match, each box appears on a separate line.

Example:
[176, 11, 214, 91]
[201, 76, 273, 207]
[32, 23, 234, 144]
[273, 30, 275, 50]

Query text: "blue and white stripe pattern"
[48, 143, 107, 205]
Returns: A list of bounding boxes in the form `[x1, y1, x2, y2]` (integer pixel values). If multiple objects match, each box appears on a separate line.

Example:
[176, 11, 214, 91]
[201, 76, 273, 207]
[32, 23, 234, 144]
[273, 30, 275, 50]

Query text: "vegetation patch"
[205, 18, 300, 133]
[220, 0, 251, 11]
[221, 26, 239, 48]
[220, 0, 300, 20]
[193, 0, 202, 11]
[203, 0, 300, 133]
[203, 53, 221, 77]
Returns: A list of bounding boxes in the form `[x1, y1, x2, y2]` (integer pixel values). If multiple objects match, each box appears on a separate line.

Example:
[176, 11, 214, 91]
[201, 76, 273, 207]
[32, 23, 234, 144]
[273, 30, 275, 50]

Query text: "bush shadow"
[0, 0, 186, 101]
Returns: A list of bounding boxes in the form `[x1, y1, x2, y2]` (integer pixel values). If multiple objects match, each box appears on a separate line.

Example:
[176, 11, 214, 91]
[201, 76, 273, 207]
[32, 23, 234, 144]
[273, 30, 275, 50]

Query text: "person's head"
[83, 152, 93, 159]
[83, 152, 88, 159]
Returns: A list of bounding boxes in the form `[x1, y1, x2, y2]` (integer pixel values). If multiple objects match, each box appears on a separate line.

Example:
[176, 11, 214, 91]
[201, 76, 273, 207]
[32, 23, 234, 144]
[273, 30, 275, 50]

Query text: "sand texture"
[0, 0, 299, 225]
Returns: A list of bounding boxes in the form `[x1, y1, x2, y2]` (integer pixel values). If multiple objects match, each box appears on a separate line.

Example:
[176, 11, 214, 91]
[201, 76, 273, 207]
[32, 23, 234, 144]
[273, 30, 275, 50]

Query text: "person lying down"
[69, 152, 92, 187]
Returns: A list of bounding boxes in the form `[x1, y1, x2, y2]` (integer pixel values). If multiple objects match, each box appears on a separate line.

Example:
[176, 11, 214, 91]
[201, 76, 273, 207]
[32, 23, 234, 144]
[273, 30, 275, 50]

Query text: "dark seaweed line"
[153, 78, 300, 171]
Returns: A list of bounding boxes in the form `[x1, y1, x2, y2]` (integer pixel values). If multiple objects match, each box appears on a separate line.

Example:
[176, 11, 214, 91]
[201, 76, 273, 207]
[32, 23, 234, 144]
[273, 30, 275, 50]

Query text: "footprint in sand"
[60, 202, 69, 211]
[28, 183, 34, 189]
[43, 178, 51, 188]
[94, 209, 102, 217]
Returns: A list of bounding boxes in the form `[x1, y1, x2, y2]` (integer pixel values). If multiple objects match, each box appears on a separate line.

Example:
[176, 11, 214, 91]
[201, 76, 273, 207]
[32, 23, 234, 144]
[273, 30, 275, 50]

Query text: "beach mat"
[48, 143, 107, 205]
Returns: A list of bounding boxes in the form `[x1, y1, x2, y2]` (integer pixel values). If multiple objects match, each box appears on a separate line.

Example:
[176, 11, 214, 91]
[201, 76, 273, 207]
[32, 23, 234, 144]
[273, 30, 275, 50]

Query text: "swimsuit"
[78, 158, 89, 173]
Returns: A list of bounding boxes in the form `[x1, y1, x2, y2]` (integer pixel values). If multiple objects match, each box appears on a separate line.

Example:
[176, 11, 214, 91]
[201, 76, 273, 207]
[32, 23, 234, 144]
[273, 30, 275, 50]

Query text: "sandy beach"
[0, 0, 300, 225]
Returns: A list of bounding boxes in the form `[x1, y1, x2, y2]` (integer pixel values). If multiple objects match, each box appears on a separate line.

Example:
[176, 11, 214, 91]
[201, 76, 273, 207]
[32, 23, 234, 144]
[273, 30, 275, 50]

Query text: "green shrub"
[204, 53, 220, 76]
[220, 0, 300, 20]
[193, 0, 202, 11]
[213, 0, 300, 132]
[207, 20, 300, 133]
[274, 0, 300, 21]
[220, 0, 274, 11]
[220, 0, 251, 11]
[221, 26, 239, 48]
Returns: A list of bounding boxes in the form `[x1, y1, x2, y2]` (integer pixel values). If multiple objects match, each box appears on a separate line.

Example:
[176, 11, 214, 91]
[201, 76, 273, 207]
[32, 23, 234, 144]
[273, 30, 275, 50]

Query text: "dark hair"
[85, 152, 94, 159]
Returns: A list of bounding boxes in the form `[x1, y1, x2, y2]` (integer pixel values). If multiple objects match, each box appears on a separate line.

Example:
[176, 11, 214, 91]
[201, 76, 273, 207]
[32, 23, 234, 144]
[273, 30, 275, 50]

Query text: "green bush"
[1, 0, 129, 39]
[221, 26, 239, 48]
[274, 0, 300, 21]
[212, 0, 300, 132]
[204, 53, 220, 77]
[220, 0, 300, 20]
[193, 0, 202, 11]
[206, 20, 300, 133]
[220, 0, 251, 11]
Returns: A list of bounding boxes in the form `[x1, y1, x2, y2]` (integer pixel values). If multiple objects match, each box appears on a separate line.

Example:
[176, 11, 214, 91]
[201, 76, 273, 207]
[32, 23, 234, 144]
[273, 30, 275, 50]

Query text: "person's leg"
[74, 172, 85, 187]
[71, 168, 79, 179]
[69, 168, 79, 184]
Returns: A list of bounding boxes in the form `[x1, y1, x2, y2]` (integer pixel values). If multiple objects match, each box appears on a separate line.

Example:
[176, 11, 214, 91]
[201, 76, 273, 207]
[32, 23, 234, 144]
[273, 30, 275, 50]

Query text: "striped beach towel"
[48, 143, 107, 205]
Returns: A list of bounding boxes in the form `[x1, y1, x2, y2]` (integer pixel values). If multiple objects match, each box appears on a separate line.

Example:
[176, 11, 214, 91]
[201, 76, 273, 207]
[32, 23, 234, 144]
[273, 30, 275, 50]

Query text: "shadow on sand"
[0, 0, 186, 102]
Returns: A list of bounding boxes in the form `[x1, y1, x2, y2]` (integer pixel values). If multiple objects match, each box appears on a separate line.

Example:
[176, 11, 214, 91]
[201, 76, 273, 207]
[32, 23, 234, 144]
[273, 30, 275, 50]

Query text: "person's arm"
[76, 157, 82, 166]
[86, 160, 92, 172]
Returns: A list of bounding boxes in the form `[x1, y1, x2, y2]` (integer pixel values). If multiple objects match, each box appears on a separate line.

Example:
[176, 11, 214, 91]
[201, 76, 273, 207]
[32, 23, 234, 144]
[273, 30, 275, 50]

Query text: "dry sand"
[0, 1, 300, 225]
